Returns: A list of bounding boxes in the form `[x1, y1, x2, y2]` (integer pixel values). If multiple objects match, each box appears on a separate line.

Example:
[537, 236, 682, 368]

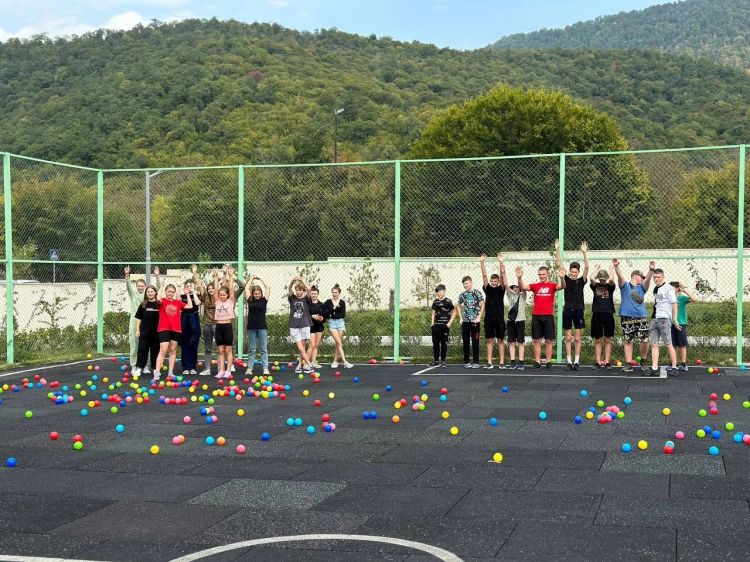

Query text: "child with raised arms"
[505, 282, 527, 370]
[124, 266, 160, 374]
[307, 285, 326, 370]
[244, 275, 271, 376]
[153, 283, 191, 382]
[132, 285, 160, 378]
[213, 268, 236, 379]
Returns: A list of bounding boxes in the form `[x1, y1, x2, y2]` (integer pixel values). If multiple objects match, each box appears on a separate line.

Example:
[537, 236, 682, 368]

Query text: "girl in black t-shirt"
[307, 285, 326, 369]
[133, 285, 160, 377]
[244, 276, 271, 376]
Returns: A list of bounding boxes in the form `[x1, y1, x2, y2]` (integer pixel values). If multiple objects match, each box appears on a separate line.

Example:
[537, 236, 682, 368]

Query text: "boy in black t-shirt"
[480, 253, 507, 369]
[590, 266, 616, 369]
[555, 239, 590, 371]
[430, 284, 455, 367]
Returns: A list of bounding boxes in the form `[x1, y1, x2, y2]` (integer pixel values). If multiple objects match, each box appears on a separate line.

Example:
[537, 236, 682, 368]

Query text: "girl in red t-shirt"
[153, 283, 191, 381]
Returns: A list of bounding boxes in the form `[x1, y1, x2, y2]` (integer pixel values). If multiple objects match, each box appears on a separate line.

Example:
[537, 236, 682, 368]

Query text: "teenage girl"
[324, 284, 353, 369]
[288, 275, 314, 374]
[213, 268, 236, 378]
[244, 275, 271, 376]
[132, 285, 160, 378]
[125, 266, 160, 373]
[180, 279, 202, 376]
[192, 265, 216, 376]
[154, 283, 191, 382]
[307, 285, 325, 369]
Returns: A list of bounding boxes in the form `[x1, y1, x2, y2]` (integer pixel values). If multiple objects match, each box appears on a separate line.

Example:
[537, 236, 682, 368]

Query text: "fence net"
[0, 148, 747, 368]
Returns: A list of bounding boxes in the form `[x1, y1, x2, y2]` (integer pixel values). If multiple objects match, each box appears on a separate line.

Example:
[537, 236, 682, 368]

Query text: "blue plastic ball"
[5, 457, 17, 467]
[709, 446, 720, 456]
[420, 380, 428, 387]
[353, 377, 359, 383]
[324, 424, 332, 432]
[294, 418, 302, 426]
[621, 443, 632, 453]
[369, 411, 377, 419]
[741, 364, 747, 371]
[623, 397, 632, 405]
[306, 426, 316, 435]
[440, 395, 447, 402]
[501, 386, 509, 393]
[385, 385, 392, 392]
[538, 411, 548, 420]
[286, 418, 294, 426]
[115, 424, 125, 433]
[489, 417, 498, 426]
[200, 407, 208, 416]
[711, 430, 721, 440]
[588, 406, 597, 413]
[362, 412, 370, 420]
[80, 409, 88, 417]
[205, 417, 213, 425]
[733, 432, 744, 443]
[205, 436, 215, 445]
[261, 432, 271, 441]
[574, 416, 583, 424]
[580, 390, 588, 398]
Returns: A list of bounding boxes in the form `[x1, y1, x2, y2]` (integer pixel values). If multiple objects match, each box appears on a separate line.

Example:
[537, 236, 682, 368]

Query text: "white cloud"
[102, 10, 150, 30]
[268, 0, 289, 8]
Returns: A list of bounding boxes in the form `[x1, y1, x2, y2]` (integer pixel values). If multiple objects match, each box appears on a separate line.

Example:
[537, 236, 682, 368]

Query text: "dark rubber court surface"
[1, 358, 750, 561]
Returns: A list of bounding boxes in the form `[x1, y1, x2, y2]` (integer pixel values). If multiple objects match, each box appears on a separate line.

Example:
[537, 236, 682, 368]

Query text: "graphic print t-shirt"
[458, 289, 484, 322]
[529, 282, 558, 316]
[591, 281, 616, 313]
[432, 298, 455, 325]
[288, 295, 312, 329]
[157, 298, 185, 332]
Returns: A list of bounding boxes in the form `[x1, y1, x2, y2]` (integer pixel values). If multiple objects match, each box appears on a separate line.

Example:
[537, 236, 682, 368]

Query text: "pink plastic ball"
[172, 436, 181, 445]
[412, 403, 420, 411]
[210, 415, 218, 423]
[236, 444, 246, 454]
[183, 416, 191, 424]
[329, 423, 336, 431]
[675, 431, 685, 440]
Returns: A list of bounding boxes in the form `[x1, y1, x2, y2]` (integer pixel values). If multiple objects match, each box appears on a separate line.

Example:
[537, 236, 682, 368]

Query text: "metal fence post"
[737, 145, 746, 366]
[3, 153, 13, 364]
[237, 166, 245, 360]
[556, 153, 566, 364]
[97, 170, 104, 354]
[393, 160, 401, 363]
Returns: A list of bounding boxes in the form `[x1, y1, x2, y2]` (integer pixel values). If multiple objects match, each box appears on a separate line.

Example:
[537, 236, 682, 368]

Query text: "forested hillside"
[493, 0, 750, 70]
[2, 19, 750, 168]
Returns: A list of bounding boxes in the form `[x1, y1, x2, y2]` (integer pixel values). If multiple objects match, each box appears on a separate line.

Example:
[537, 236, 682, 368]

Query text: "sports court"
[1, 358, 749, 561]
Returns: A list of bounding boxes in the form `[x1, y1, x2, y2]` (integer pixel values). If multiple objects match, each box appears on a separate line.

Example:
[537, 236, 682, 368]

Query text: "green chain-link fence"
[0, 146, 747, 367]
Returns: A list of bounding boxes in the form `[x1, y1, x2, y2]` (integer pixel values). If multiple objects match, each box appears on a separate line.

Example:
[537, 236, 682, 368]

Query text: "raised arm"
[516, 266, 531, 292]
[124, 266, 135, 298]
[153, 266, 161, 290]
[233, 269, 246, 300]
[556, 273, 566, 291]
[681, 283, 698, 303]
[581, 241, 590, 280]
[183, 288, 193, 310]
[613, 258, 626, 288]
[212, 268, 220, 294]
[479, 254, 489, 287]
[192, 264, 204, 294]
[554, 239, 565, 278]
[498, 253, 507, 288]
[643, 260, 655, 291]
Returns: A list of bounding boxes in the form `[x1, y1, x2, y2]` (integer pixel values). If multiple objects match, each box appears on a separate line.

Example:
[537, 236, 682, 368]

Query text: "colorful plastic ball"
[501, 386, 509, 393]
[709, 446, 720, 456]
[489, 417, 498, 426]
[392, 415, 400, 423]
[73, 441, 83, 450]
[172, 436, 182, 445]
[261, 432, 270, 441]
[372, 393, 380, 401]
[743, 434, 750, 445]
[637, 440, 648, 450]
[663, 445, 674, 454]
[579, 389, 588, 398]
[5, 457, 17, 467]
[623, 397, 632, 405]
[87, 365, 93, 371]
[205, 436, 215, 446]
[621, 443, 632, 453]
[385, 385, 393, 392]
[369, 411, 377, 419]
[24, 410, 32, 419]
[662, 407, 671, 416]
[616, 411, 625, 419]
[353, 377, 359, 383]
[420, 380, 428, 387]
[440, 395, 447, 402]
[492, 452, 503, 463]
[449, 426, 459, 435]
[743, 401, 750, 409]
[237, 409, 245, 417]
[306, 425, 316, 435]
[596, 400, 605, 408]
[236, 444, 246, 454]
[585, 411, 594, 420]
[675, 431, 685, 440]
[711, 430, 721, 440]
[49, 431, 59, 441]
[441, 411, 450, 419]
[294, 418, 302, 426]
[216, 437, 226, 446]
[696, 429, 706, 438]
[573, 416, 583, 424]
[286, 418, 295, 426]
[302, 390, 310, 397]
[115, 424, 125, 433]
[110, 406, 118, 414]
[698, 409, 707, 417]
[741, 364, 748, 371]
[723, 393, 731, 401]
[726, 422, 735, 431]
[362, 411, 370, 420]
[733, 433, 744, 443]
[149, 444, 159, 455]
[80, 409, 89, 417]
[538, 411, 548, 420]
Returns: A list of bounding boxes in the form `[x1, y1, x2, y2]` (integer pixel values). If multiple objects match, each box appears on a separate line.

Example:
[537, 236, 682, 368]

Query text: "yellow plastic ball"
[237, 409, 245, 417]
[450, 426, 459, 435]
[723, 393, 731, 401]
[662, 408, 671, 416]
[585, 411, 594, 420]
[80, 390, 87, 397]
[87, 365, 93, 371]
[149, 445, 160, 455]
[86, 353, 92, 359]
[394, 402, 402, 409]
[441, 411, 450, 419]
[492, 452, 503, 463]
[638, 440, 648, 450]
[420, 394, 428, 402]
[303, 389, 310, 397]
[328, 392, 335, 399]
[103, 377, 109, 383]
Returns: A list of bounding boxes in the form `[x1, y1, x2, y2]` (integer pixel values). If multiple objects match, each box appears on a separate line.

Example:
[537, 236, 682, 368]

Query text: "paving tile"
[677, 527, 750, 561]
[601, 452, 726, 476]
[411, 464, 544, 491]
[314, 485, 469, 517]
[0, 493, 114, 533]
[535, 468, 669, 497]
[188, 478, 346, 509]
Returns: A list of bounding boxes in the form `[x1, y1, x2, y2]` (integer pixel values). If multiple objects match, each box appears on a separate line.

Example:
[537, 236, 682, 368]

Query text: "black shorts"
[484, 316, 506, 340]
[506, 321, 525, 344]
[591, 312, 615, 339]
[620, 316, 649, 343]
[215, 323, 234, 346]
[158, 330, 181, 343]
[531, 315, 555, 341]
[562, 308, 585, 330]
[671, 324, 688, 347]
[310, 322, 324, 334]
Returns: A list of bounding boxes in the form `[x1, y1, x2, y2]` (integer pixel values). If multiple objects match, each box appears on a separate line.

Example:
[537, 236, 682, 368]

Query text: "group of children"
[430, 243, 697, 376]
[124, 266, 354, 383]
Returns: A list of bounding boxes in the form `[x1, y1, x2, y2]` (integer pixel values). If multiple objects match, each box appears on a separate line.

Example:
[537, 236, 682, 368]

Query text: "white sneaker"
[331, 361, 339, 369]
[216, 371, 225, 379]
[303, 364, 312, 374]
[344, 362, 354, 369]
[152, 373, 161, 383]
[230, 364, 236, 372]
[182, 369, 189, 376]
[295, 364, 302, 374]
[131, 367, 142, 377]
[143, 366, 151, 375]
[223, 372, 233, 378]
[312, 362, 322, 369]
[199, 368, 211, 376]
[167, 371, 174, 378]
[245, 368, 252, 375]
[262, 368, 270, 375]
[189, 369, 197, 376]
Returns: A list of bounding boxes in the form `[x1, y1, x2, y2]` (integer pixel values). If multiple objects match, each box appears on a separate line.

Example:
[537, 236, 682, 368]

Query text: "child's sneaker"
[199, 368, 211, 376]
[223, 371, 233, 378]
[483, 363, 494, 369]
[167, 371, 174, 378]
[534, 362, 541, 369]
[182, 369, 189, 376]
[517, 363, 525, 371]
[313, 363, 322, 369]
[440, 361, 447, 368]
[430, 360, 440, 367]
[215, 370, 225, 379]
[143, 366, 151, 375]
[230, 364, 236, 373]
[498, 363, 506, 370]
[151, 373, 161, 383]
[131, 367, 141, 377]
[573, 363, 580, 371]
[343, 362, 354, 369]
[472, 363, 481, 369]
[330, 361, 339, 369]
[189, 369, 197, 376]
[464, 363, 472, 369]
[545, 362, 552, 370]
[262, 368, 270, 375]
[295, 363, 303, 374]
[303, 364, 312, 374]
[508, 360, 516, 370]
[245, 367, 252, 375]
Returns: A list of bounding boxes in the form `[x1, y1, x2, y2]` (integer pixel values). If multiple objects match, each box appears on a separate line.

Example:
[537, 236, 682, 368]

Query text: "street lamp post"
[144, 170, 165, 284]
[333, 108, 344, 163]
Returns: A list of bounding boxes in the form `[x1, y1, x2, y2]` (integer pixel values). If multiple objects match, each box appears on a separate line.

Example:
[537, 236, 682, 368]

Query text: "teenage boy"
[555, 239, 590, 371]
[457, 276, 485, 369]
[480, 253, 507, 369]
[431, 284, 455, 367]
[516, 262, 564, 370]
[613, 258, 655, 373]
[506, 283, 527, 370]
[648, 267, 680, 377]
[670, 281, 698, 371]
[590, 266, 616, 369]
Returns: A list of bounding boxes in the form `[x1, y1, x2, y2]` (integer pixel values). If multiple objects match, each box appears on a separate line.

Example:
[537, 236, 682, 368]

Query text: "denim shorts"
[328, 318, 346, 331]
[649, 318, 673, 345]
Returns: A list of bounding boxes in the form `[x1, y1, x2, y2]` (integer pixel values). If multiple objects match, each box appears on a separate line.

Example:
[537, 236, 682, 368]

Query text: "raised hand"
[554, 239, 560, 250]
[515, 265, 523, 277]
[497, 252, 504, 263]
[479, 253, 487, 262]
[649, 260, 656, 270]
[191, 264, 198, 274]
[123, 266, 130, 276]
[612, 258, 620, 267]
[581, 241, 589, 252]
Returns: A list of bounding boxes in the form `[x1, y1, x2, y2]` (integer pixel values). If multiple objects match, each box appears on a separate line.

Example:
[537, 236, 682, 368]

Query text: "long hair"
[140, 285, 160, 308]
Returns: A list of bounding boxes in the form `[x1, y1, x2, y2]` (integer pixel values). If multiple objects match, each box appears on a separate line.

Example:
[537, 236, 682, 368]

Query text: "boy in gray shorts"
[648, 267, 680, 377]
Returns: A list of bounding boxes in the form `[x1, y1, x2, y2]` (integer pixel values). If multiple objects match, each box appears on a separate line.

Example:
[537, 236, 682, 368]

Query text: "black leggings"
[431, 324, 449, 361]
[136, 334, 159, 370]
[461, 322, 480, 363]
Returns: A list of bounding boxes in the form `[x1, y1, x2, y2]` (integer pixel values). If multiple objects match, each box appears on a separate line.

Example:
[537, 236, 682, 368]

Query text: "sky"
[0, 0, 671, 49]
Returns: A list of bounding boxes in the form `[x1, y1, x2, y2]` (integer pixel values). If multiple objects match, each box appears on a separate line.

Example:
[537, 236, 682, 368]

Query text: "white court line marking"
[410, 365, 438, 377]
[0, 358, 109, 379]
[0, 557, 103, 562]
[411, 371, 663, 380]
[168, 534, 463, 562]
